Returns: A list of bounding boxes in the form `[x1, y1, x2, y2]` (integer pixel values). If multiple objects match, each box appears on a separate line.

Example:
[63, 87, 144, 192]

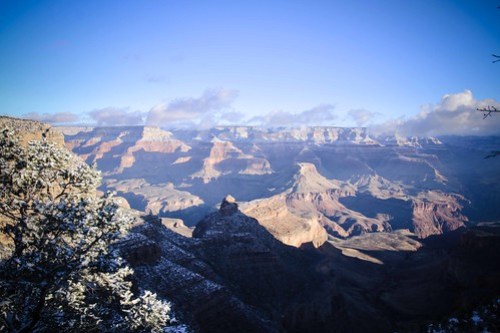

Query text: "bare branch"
[485, 150, 500, 159]
[493, 54, 500, 63]
[477, 106, 500, 119]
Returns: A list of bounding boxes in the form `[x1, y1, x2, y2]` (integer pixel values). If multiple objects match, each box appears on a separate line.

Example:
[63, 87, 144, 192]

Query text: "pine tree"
[0, 128, 170, 332]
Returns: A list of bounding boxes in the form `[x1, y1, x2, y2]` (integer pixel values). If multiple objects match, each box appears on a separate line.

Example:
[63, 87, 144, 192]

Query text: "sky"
[0, 0, 499, 135]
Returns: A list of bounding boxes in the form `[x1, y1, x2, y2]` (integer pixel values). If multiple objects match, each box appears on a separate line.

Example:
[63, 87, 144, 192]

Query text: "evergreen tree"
[0, 128, 170, 332]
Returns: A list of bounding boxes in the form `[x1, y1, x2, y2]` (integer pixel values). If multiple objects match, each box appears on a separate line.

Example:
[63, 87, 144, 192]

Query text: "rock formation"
[241, 163, 392, 246]
[411, 191, 468, 238]
[0, 116, 65, 146]
[191, 139, 272, 183]
[105, 178, 204, 215]
[117, 127, 191, 173]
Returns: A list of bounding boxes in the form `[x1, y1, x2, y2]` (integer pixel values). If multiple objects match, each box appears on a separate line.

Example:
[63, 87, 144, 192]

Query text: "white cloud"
[24, 90, 499, 136]
[146, 88, 238, 127]
[247, 104, 337, 127]
[23, 111, 80, 124]
[348, 109, 379, 126]
[89, 108, 145, 126]
[220, 111, 245, 123]
[371, 90, 500, 136]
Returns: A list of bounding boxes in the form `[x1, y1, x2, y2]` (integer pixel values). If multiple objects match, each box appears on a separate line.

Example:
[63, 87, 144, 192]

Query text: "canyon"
[60, 125, 500, 246]
[2, 117, 500, 332]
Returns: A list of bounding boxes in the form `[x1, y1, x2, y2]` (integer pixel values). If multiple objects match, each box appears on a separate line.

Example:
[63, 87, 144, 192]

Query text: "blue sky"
[0, 0, 499, 133]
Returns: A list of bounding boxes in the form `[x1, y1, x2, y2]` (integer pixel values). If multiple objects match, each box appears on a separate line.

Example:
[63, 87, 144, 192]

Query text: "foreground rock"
[117, 196, 500, 333]
[118, 198, 343, 332]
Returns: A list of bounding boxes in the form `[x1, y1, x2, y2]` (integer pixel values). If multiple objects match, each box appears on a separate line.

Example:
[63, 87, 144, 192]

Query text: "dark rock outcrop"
[117, 201, 500, 333]
[192, 196, 339, 332]
[119, 217, 280, 333]
[119, 198, 340, 333]
[218, 195, 238, 216]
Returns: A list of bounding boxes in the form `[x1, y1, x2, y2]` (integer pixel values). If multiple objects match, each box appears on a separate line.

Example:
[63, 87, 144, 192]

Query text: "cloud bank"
[23, 111, 80, 124]
[247, 104, 337, 127]
[372, 90, 500, 136]
[20, 89, 500, 137]
[348, 109, 379, 126]
[146, 88, 238, 128]
[89, 108, 145, 126]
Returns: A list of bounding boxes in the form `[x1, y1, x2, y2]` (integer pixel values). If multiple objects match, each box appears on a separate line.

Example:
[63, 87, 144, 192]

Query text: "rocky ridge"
[242, 162, 468, 246]
[191, 139, 272, 183]
[1, 116, 65, 146]
[412, 191, 468, 238]
[117, 127, 191, 173]
[241, 163, 392, 246]
[105, 178, 204, 215]
[181, 126, 379, 145]
[378, 134, 443, 148]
